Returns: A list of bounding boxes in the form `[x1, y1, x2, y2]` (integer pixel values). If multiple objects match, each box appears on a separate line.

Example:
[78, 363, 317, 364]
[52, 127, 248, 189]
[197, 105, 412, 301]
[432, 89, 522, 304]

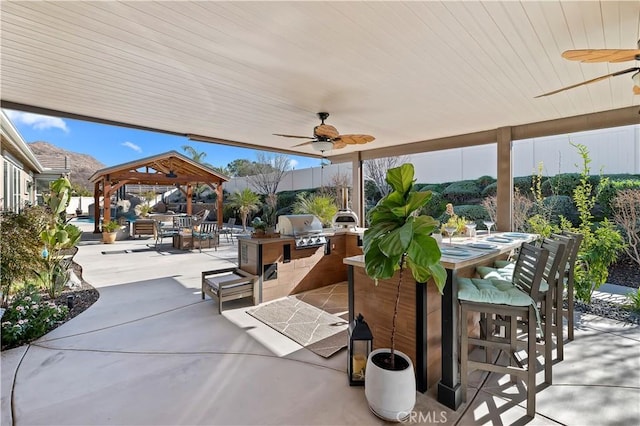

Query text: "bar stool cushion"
[458, 277, 533, 306]
[477, 264, 549, 292]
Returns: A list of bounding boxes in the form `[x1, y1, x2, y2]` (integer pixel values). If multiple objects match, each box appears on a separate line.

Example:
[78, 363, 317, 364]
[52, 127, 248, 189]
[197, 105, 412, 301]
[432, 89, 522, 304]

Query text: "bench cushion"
[204, 273, 251, 291]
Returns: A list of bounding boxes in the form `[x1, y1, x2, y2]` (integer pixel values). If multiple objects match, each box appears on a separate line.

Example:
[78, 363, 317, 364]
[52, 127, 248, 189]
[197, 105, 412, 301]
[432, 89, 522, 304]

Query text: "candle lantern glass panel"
[348, 313, 373, 386]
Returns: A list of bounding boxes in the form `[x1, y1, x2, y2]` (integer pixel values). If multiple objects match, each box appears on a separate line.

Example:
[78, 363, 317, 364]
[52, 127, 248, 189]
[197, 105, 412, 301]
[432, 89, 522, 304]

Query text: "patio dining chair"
[219, 217, 237, 243]
[155, 220, 179, 249]
[192, 221, 218, 252]
[173, 215, 193, 230]
[458, 243, 549, 417]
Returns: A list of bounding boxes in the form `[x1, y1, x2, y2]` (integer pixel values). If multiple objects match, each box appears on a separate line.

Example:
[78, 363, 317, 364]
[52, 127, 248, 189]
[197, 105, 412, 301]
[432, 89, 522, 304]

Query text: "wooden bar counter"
[343, 232, 537, 410]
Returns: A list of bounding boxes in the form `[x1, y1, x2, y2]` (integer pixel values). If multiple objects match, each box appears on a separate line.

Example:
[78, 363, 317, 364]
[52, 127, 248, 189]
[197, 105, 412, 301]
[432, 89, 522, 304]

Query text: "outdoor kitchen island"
[237, 227, 363, 304]
[343, 232, 536, 410]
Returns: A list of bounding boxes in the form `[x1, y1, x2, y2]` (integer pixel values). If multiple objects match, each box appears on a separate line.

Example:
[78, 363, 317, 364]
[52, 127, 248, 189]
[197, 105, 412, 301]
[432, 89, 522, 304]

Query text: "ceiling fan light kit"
[312, 140, 334, 152]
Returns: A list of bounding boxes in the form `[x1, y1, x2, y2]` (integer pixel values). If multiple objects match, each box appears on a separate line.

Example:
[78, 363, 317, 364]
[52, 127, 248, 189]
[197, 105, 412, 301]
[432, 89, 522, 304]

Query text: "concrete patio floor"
[2, 230, 639, 425]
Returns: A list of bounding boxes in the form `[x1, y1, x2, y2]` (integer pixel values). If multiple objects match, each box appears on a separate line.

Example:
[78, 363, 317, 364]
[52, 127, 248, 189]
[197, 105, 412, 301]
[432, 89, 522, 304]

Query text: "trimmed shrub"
[475, 175, 495, 189]
[513, 176, 535, 196]
[416, 183, 447, 193]
[438, 204, 488, 227]
[540, 195, 578, 225]
[597, 179, 640, 217]
[481, 182, 497, 197]
[420, 191, 447, 218]
[442, 180, 481, 204]
[542, 173, 600, 197]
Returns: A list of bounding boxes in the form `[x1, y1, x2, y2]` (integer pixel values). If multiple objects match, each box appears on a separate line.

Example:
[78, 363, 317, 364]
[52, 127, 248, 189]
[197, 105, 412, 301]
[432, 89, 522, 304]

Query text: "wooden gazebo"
[88, 150, 229, 233]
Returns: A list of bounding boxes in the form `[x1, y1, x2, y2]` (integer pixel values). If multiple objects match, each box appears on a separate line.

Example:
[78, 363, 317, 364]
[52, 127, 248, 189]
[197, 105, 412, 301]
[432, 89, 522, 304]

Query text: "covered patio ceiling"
[1, 1, 639, 231]
[1, 1, 638, 164]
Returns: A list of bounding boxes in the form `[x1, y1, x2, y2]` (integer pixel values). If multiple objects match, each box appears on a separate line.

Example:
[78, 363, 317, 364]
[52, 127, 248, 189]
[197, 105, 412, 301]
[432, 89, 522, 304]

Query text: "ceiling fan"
[536, 40, 640, 98]
[273, 112, 375, 152]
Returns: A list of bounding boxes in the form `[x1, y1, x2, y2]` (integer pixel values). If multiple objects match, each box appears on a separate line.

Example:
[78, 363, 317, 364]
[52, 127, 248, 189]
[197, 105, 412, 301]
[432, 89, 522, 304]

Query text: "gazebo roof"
[89, 150, 229, 185]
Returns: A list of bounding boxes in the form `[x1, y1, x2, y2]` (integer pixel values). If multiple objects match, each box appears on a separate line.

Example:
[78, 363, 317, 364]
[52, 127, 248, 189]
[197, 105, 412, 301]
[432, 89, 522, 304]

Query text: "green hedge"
[419, 191, 447, 218]
[541, 173, 600, 197]
[438, 204, 489, 227]
[442, 180, 481, 203]
[475, 175, 495, 188]
[597, 179, 640, 216]
[542, 195, 578, 225]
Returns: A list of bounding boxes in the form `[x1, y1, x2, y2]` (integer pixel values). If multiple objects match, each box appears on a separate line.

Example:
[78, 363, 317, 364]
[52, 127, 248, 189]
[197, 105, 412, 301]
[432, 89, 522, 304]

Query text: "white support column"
[349, 152, 364, 227]
[496, 127, 513, 232]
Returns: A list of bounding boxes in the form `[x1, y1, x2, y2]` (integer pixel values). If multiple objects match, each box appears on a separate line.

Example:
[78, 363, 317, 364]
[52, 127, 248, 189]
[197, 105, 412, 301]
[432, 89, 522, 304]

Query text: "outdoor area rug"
[247, 283, 349, 358]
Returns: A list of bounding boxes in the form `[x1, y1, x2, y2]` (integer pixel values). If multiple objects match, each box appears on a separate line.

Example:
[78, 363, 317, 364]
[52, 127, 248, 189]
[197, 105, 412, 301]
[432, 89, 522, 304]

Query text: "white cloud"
[121, 141, 142, 153]
[289, 159, 298, 169]
[5, 110, 69, 133]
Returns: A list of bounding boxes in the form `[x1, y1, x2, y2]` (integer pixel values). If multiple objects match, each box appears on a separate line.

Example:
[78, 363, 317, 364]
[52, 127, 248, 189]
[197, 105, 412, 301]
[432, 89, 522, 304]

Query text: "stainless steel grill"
[277, 214, 328, 249]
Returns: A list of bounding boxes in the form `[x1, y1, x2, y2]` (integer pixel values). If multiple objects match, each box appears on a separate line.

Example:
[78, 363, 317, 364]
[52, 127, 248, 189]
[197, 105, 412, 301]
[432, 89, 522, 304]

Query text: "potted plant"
[363, 163, 446, 421]
[102, 220, 120, 244]
[251, 217, 267, 237]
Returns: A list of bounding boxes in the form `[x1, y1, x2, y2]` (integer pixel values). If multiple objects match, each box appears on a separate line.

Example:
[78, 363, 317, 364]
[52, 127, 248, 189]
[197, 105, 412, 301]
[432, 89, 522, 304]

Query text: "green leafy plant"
[1, 283, 68, 349]
[568, 143, 625, 303]
[364, 163, 446, 368]
[0, 206, 48, 306]
[625, 288, 640, 314]
[292, 192, 338, 227]
[439, 203, 467, 234]
[102, 220, 120, 233]
[251, 217, 267, 232]
[39, 177, 83, 298]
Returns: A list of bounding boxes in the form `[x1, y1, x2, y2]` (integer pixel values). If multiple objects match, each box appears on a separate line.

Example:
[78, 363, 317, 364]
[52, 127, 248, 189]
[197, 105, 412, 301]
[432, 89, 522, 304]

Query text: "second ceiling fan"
[273, 112, 375, 152]
[536, 39, 640, 98]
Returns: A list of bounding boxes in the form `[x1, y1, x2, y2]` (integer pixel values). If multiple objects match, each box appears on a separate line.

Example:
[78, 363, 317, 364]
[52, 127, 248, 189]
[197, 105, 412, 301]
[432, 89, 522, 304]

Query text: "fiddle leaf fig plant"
[364, 163, 446, 367]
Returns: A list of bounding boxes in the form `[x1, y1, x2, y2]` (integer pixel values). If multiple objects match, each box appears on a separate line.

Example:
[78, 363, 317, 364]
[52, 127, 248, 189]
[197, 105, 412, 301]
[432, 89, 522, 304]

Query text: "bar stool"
[558, 230, 584, 341]
[477, 238, 567, 369]
[458, 243, 549, 417]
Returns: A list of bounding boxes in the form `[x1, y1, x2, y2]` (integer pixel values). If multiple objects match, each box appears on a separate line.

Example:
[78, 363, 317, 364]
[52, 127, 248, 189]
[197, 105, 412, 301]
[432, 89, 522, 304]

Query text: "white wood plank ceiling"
[1, 1, 639, 160]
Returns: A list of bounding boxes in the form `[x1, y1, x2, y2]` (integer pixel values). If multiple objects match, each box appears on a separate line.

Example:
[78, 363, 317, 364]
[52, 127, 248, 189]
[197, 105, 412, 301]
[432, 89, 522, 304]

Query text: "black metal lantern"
[348, 313, 373, 386]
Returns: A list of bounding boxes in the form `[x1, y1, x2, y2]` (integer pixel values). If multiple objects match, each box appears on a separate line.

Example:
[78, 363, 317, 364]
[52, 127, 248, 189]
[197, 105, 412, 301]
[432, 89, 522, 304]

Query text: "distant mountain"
[29, 141, 105, 193]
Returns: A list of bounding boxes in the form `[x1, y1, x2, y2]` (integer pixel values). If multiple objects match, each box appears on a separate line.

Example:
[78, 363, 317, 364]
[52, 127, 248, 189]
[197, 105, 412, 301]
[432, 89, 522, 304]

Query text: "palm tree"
[292, 192, 338, 227]
[181, 145, 211, 166]
[227, 188, 262, 231]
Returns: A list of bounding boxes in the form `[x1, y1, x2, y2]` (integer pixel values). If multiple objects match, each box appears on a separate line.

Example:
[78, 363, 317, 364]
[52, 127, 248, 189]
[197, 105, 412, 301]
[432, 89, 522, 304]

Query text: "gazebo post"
[216, 183, 223, 225]
[103, 176, 111, 225]
[186, 183, 193, 215]
[93, 181, 101, 233]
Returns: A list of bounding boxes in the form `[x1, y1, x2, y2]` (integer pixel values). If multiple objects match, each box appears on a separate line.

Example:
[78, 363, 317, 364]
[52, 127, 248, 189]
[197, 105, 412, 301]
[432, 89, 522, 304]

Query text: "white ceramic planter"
[365, 348, 416, 422]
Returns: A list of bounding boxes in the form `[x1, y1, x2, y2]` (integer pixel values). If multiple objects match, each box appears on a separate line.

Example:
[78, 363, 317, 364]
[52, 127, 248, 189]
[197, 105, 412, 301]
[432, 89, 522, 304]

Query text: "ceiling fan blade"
[336, 134, 376, 145]
[273, 133, 312, 139]
[314, 124, 339, 139]
[292, 140, 315, 148]
[333, 140, 347, 149]
[562, 48, 640, 63]
[535, 67, 639, 98]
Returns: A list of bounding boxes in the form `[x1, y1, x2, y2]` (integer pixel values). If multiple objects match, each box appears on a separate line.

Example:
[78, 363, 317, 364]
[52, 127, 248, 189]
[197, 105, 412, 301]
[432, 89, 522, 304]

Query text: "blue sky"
[4, 109, 322, 170]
